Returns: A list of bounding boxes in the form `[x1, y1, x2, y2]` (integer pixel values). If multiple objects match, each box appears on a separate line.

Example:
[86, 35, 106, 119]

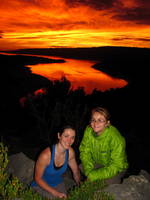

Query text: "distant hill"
[5, 46, 150, 61]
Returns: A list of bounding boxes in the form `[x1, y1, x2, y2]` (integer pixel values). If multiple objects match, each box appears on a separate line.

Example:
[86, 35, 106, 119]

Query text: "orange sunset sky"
[0, 0, 150, 50]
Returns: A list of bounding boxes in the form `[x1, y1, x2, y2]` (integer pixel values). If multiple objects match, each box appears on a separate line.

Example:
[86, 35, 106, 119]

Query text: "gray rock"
[140, 170, 150, 182]
[103, 172, 150, 200]
[6, 152, 35, 185]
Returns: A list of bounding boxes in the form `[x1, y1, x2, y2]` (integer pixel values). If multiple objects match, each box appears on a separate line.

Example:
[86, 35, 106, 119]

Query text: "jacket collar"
[91, 125, 110, 139]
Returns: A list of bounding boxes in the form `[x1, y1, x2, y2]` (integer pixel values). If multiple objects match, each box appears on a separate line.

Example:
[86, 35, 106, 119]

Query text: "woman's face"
[90, 112, 109, 135]
[58, 128, 75, 149]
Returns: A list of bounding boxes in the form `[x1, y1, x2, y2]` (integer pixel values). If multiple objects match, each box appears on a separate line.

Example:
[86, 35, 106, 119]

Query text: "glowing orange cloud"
[0, 0, 150, 50]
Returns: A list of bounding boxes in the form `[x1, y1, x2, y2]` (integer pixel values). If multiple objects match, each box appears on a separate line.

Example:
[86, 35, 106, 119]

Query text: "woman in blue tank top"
[31, 125, 80, 199]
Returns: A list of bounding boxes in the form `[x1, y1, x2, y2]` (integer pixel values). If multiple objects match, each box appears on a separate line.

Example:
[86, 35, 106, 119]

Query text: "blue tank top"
[31, 145, 69, 187]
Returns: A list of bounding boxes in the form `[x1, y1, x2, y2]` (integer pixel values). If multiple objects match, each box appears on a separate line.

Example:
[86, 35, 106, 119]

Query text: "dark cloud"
[114, 7, 150, 25]
[10, 19, 87, 31]
[112, 37, 132, 41]
[65, 0, 115, 10]
[21, 0, 37, 4]
[40, 21, 87, 30]
[51, 21, 87, 30]
[10, 22, 31, 27]
[136, 0, 150, 5]
[112, 36, 150, 42]
[137, 38, 150, 41]
[65, 0, 150, 25]
[112, 0, 150, 25]
[0, 31, 4, 38]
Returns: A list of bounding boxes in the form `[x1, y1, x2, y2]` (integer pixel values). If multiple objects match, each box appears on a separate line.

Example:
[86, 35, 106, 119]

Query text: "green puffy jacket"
[79, 125, 128, 181]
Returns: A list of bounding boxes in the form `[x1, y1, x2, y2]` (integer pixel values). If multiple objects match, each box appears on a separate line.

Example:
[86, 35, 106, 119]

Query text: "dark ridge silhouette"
[0, 47, 149, 176]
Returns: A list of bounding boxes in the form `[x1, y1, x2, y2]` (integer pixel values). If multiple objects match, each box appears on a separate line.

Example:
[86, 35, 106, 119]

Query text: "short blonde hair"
[91, 107, 110, 121]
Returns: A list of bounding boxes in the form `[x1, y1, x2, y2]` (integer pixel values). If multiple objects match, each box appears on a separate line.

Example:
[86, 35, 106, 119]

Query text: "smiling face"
[90, 111, 109, 135]
[58, 128, 75, 149]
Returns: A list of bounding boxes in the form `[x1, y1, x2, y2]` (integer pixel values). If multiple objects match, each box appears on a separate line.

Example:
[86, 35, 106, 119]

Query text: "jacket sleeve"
[87, 136, 128, 181]
[79, 126, 94, 176]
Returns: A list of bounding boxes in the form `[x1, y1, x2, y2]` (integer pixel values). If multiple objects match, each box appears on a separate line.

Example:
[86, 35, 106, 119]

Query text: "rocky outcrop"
[6, 152, 35, 184]
[6, 152, 150, 200]
[103, 170, 150, 200]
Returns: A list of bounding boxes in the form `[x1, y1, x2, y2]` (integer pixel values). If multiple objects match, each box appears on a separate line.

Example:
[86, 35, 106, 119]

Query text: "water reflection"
[28, 56, 127, 94]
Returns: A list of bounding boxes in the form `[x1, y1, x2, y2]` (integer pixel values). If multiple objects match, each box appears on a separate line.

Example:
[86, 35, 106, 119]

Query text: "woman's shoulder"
[68, 146, 74, 153]
[68, 147, 75, 159]
[38, 147, 51, 162]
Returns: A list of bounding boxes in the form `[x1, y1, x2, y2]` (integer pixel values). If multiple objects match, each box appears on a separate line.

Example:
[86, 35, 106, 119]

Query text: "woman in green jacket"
[79, 107, 128, 184]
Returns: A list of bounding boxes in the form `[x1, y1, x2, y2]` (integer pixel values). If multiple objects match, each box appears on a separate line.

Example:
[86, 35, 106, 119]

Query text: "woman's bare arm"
[68, 148, 81, 185]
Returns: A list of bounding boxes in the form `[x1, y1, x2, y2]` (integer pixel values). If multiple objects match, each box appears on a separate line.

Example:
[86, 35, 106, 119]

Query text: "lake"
[27, 55, 128, 94]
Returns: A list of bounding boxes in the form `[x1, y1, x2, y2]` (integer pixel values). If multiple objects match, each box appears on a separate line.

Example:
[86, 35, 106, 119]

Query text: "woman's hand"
[68, 147, 81, 186]
[52, 190, 67, 199]
[74, 172, 81, 186]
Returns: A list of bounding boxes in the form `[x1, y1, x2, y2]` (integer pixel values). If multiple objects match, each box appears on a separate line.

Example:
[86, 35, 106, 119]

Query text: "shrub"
[65, 180, 114, 200]
[0, 142, 45, 200]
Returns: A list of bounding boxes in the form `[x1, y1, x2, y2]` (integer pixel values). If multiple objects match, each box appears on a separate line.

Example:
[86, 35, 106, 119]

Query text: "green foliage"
[0, 142, 114, 200]
[20, 187, 46, 200]
[0, 142, 24, 199]
[0, 142, 45, 200]
[65, 180, 114, 200]
[0, 142, 9, 198]
[3, 176, 24, 199]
